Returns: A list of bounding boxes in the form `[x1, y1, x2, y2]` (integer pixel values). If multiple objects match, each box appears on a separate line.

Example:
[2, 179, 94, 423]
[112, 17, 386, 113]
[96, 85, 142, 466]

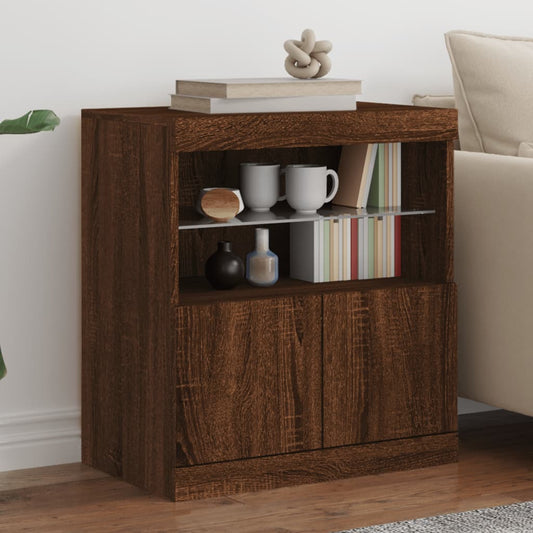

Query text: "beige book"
[343, 217, 350, 280]
[175, 78, 362, 99]
[387, 216, 394, 276]
[375, 218, 383, 278]
[170, 94, 357, 114]
[330, 220, 339, 282]
[333, 144, 378, 208]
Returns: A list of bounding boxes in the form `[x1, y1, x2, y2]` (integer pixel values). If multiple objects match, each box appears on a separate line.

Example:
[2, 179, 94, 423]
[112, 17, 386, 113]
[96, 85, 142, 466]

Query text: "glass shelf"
[179, 203, 436, 230]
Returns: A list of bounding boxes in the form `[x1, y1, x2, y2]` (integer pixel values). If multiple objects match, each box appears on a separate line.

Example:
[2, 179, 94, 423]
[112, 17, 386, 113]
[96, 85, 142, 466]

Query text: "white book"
[318, 219, 324, 282]
[175, 77, 363, 99]
[170, 94, 357, 114]
[363, 218, 369, 280]
[338, 217, 343, 281]
[358, 218, 365, 280]
[343, 217, 351, 281]
[382, 216, 388, 277]
[290, 221, 320, 283]
[330, 220, 339, 282]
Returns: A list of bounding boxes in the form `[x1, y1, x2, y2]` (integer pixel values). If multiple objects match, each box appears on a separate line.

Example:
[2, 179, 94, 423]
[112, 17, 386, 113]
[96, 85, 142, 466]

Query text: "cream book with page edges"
[175, 78, 362, 99]
[170, 94, 357, 114]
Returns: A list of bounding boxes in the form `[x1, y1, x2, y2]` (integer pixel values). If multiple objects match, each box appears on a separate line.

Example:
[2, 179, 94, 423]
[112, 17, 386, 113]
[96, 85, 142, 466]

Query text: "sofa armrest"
[455, 150, 533, 415]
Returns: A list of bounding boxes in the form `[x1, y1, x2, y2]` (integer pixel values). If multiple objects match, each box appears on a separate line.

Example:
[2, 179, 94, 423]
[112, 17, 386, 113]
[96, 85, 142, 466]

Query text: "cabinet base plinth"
[172, 432, 458, 501]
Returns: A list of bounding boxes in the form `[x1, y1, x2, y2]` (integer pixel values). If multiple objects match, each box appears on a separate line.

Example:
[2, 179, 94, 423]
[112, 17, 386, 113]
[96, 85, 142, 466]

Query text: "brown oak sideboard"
[82, 102, 458, 500]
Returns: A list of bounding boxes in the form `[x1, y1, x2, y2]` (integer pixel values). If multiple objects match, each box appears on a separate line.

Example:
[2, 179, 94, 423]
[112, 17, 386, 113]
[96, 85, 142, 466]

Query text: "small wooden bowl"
[197, 188, 244, 222]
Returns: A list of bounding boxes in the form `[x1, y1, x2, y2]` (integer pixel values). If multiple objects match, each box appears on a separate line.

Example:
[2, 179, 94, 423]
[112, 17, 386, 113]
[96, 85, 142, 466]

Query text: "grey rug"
[335, 501, 533, 532]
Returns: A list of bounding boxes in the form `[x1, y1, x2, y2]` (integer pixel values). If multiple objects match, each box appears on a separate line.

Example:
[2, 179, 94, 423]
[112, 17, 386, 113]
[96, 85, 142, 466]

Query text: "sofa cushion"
[445, 30, 533, 156]
[411, 94, 456, 109]
[518, 142, 533, 158]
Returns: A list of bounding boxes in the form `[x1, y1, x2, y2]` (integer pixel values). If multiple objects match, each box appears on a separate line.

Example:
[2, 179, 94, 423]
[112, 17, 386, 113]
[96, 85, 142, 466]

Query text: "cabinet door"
[176, 295, 322, 466]
[323, 284, 456, 448]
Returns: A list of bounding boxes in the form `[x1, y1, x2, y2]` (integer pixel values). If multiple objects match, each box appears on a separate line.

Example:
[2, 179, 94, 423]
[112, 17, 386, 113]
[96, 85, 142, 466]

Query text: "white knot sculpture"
[284, 29, 332, 79]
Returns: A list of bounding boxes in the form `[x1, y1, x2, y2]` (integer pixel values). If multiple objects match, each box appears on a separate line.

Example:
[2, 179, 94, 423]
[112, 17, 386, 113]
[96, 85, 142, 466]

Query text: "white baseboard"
[0, 408, 81, 472]
[0, 399, 498, 473]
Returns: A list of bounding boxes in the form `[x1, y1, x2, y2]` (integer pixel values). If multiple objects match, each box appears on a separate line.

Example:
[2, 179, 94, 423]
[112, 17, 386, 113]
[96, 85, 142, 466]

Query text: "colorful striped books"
[289, 215, 401, 283]
[367, 143, 402, 208]
[290, 142, 402, 283]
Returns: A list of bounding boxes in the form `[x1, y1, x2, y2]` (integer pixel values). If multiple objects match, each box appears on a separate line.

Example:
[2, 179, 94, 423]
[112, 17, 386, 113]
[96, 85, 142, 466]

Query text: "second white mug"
[284, 164, 339, 214]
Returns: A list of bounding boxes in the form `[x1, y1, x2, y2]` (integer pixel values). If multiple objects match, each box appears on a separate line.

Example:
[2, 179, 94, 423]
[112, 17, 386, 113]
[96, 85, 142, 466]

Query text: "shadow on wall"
[0, 113, 81, 406]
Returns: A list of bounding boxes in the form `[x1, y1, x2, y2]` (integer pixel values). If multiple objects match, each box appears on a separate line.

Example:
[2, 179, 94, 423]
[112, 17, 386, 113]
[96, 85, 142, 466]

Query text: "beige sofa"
[455, 150, 533, 417]
[413, 99, 533, 418]
[413, 30, 533, 417]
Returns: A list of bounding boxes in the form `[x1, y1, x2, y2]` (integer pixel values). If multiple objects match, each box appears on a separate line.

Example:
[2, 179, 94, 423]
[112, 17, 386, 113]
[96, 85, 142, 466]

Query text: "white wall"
[2, 0, 530, 471]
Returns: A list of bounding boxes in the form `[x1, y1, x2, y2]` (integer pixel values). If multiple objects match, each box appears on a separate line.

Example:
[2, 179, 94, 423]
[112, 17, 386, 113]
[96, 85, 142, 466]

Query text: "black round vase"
[205, 241, 244, 290]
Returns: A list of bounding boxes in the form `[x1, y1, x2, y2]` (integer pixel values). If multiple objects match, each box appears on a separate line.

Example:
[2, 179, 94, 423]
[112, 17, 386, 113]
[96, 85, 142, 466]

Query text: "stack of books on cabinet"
[290, 142, 402, 283]
[169, 78, 362, 114]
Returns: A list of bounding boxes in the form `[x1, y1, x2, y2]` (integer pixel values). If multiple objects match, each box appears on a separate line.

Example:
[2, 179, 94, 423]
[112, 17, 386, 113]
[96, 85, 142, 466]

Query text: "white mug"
[284, 164, 339, 214]
[240, 163, 286, 212]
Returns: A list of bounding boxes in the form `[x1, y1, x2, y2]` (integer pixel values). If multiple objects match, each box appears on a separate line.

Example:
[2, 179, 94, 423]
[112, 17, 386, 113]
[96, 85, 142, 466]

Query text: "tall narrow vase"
[246, 228, 279, 287]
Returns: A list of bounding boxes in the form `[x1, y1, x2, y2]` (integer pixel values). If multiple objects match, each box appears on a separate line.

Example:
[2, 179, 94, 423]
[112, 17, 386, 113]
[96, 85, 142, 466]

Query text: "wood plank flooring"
[1, 410, 532, 532]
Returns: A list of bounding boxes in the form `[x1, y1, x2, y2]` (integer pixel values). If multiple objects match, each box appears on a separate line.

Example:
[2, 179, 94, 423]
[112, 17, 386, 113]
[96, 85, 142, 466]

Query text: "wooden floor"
[1, 410, 532, 532]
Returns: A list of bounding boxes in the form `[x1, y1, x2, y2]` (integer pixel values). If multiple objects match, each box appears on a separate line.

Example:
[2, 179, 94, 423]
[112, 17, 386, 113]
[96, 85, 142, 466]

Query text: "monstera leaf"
[0, 110, 60, 134]
[0, 346, 6, 380]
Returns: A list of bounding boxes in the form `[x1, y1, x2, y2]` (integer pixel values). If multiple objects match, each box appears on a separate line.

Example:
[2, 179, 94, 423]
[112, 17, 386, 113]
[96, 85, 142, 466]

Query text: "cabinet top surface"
[81, 102, 458, 150]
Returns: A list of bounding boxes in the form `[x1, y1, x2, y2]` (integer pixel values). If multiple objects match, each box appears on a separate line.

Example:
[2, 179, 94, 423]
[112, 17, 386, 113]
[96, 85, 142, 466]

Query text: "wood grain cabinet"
[323, 285, 457, 448]
[82, 103, 458, 500]
[176, 296, 322, 466]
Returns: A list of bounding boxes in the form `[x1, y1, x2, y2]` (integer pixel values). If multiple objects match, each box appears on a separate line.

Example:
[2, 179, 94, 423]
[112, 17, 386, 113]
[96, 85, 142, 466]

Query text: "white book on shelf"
[170, 94, 357, 114]
[343, 217, 351, 281]
[318, 219, 324, 282]
[376, 217, 383, 278]
[330, 220, 339, 282]
[363, 217, 369, 280]
[383, 216, 388, 277]
[358, 218, 365, 280]
[290, 221, 320, 283]
[338, 217, 343, 282]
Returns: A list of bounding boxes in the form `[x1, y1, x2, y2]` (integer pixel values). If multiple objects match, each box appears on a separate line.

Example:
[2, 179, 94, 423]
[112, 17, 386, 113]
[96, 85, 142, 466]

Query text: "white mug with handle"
[284, 164, 339, 214]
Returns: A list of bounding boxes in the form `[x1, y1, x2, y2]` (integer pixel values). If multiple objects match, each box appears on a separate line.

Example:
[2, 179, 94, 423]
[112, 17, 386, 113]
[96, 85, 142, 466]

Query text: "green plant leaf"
[0, 346, 6, 380]
[0, 110, 60, 134]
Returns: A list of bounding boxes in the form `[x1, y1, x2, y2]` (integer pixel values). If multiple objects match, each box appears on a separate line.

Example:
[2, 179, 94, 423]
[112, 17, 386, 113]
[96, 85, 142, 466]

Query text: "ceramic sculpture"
[284, 29, 332, 79]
